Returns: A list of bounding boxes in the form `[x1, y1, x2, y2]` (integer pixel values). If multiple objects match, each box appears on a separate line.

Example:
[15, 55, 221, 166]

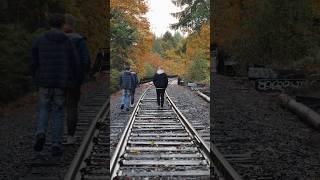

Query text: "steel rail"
[64, 99, 109, 180]
[210, 143, 243, 180]
[165, 91, 212, 162]
[110, 87, 150, 179]
[166, 91, 242, 180]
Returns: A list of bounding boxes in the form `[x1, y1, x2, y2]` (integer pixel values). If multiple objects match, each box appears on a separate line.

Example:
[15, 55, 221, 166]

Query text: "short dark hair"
[124, 65, 130, 70]
[65, 14, 77, 29]
[49, 13, 65, 28]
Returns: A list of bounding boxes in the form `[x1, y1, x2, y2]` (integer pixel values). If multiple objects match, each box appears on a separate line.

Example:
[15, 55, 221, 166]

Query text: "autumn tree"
[171, 0, 210, 83]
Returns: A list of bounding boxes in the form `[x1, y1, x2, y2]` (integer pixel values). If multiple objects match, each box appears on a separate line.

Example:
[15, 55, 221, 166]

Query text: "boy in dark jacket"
[130, 71, 139, 107]
[31, 13, 80, 156]
[119, 65, 133, 111]
[153, 67, 168, 108]
[63, 14, 91, 145]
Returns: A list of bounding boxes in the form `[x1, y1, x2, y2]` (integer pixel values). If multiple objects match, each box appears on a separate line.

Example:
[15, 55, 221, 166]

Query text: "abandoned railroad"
[1, 74, 320, 179]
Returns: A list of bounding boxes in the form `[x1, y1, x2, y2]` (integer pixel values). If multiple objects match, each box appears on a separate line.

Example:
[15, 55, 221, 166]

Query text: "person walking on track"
[153, 67, 168, 108]
[130, 70, 139, 108]
[31, 13, 80, 157]
[119, 65, 134, 111]
[63, 14, 91, 145]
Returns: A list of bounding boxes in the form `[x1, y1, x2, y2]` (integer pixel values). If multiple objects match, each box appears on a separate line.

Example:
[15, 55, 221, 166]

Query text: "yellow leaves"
[111, 0, 148, 27]
[186, 23, 210, 61]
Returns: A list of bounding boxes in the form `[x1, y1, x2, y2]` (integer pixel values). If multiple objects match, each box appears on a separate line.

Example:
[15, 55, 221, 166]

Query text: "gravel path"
[212, 74, 320, 179]
[166, 83, 210, 143]
[110, 83, 151, 155]
[0, 79, 106, 179]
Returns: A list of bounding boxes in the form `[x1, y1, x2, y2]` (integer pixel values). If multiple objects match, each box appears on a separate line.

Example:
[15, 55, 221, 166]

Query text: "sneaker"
[130, 104, 134, 108]
[65, 136, 76, 145]
[51, 146, 63, 157]
[34, 133, 46, 152]
[121, 104, 124, 109]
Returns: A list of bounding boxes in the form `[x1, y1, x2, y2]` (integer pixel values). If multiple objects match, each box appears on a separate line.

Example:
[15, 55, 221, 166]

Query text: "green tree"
[171, 0, 209, 32]
[110, 10, 138, 70]
[152, 36, 164, 56]
[187, 51, 209, 82]
[144, 63, 155, 78]
[110, 68, 120, 93]
[231, 0, 317, 69]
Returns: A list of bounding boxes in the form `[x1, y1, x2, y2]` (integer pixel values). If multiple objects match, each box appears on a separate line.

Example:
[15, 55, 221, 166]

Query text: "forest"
[0, 0, 107, 103]
[110, 0, 210, 92]
[213, 0, 320, 75]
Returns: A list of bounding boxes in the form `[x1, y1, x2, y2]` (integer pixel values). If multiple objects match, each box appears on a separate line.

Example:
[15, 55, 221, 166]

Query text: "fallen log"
[197, 90, 210, 102]
[279, 94, 320, 130]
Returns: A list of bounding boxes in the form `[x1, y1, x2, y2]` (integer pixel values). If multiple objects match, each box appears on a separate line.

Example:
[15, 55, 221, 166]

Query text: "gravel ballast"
[212, 74, 320, 179]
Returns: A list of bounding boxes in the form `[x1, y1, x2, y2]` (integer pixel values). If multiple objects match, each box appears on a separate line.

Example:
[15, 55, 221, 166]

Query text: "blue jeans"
[121, 89, 131, 109]
[35, 87, 65, 146]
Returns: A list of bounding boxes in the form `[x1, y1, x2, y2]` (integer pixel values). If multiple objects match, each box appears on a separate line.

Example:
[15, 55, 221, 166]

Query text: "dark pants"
[156, 89, 165, 107]
[131, 89, 135, 105]
[66, 87, 81, 136]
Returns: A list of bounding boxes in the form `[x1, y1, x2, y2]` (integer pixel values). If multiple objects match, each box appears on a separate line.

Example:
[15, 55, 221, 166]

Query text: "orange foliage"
[186, 23, 210, 60]
[111, 0, 155, 77]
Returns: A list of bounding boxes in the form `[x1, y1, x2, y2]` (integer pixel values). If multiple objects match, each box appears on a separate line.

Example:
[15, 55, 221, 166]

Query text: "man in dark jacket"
[130, 70, 139, 107]
[63, 14, 91, 145]
[119, 65, 133, 111]
[31, 13, 80, 156]
[153, 67, 168, 108]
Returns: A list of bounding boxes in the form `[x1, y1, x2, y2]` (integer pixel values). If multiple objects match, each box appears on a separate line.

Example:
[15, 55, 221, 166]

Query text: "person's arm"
[31, 39, 39, 81]
[67, 39, 81, 84]
[92, 53, 101, 75]
[165, 74, 169, 88]
[153, 74, 157, 86]
[79, 39, 91, 74]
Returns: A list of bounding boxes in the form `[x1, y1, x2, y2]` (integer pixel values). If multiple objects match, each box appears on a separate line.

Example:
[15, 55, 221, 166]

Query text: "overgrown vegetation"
[213, 0, 320, 75]
[0, 0, 106, 103]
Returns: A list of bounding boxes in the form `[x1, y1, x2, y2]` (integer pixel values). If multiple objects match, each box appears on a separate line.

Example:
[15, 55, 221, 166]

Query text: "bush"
[110, 68, 120, 93]
[0, 24, 37, 103]
[144, 63, 155, 78]
[186, 51, 209, 82]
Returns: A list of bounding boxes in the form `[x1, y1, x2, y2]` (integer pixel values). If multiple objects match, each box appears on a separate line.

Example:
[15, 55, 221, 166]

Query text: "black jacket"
[31, 29, 80, 88]
[153, 71, 168, 89]
[67, 33, 91, 85]
[131, 72, 139, 89]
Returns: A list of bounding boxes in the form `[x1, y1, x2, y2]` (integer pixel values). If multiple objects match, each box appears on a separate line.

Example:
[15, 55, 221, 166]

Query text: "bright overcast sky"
[145, 0, 185, 37]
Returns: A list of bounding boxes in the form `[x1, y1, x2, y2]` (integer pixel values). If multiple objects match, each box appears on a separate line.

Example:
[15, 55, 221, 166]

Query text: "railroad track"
[64, 97, 110, 180]
[23, 88, 108, 180]
[110, 87, 241, 179]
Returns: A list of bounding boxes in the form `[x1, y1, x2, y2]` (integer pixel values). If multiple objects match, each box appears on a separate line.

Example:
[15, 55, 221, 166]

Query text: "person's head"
[63, 14, 76, 33]
[49, 13, 65, 29]
[124, 65, 130, 71]
[157, 66, 164, 74]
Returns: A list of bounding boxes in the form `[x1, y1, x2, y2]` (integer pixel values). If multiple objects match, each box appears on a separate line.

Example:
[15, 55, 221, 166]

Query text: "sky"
[145, 0, 185, 37]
